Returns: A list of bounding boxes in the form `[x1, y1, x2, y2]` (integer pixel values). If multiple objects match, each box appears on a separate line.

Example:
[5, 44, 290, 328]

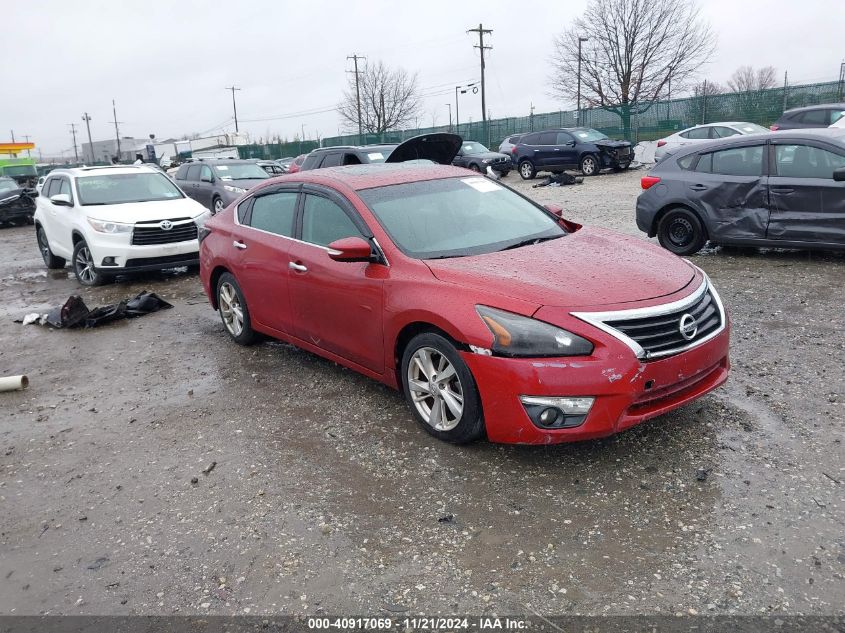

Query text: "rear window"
[677, 154, 696, 170]
[681, 127, 711, 140]
[797, 109, 829, 125]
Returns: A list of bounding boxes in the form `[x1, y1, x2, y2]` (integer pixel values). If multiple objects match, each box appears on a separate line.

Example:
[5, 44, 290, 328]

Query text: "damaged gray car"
[636, 128, 845, 255]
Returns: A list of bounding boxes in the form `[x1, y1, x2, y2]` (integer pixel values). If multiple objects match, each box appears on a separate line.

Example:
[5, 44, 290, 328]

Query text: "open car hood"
[386, 133, 462, 165]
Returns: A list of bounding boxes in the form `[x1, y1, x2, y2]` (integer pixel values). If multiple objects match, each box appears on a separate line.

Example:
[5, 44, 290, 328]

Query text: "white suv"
[34, 165, 210, 286]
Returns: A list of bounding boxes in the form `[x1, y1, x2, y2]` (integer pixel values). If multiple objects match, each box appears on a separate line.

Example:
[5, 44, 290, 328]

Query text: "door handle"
[771, 187, 794, 194]
[233, 240, 247, 250]
[289, 261, 308, 272]
[689, 184, 708, 191]
[553, 148, 560, 151]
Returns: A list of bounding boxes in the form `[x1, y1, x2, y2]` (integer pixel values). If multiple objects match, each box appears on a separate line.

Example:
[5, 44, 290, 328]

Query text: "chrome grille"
[572, 279, 726, 360]
[132, 218, 198, 245]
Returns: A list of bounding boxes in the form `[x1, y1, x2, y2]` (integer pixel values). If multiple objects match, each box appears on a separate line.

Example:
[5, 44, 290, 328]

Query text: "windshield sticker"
[461, 177, 502, 193]
[367, 152, 384, 160]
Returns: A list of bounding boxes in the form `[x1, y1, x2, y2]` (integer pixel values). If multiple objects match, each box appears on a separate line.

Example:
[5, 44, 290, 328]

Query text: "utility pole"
[81, 113, 93, 163]
[9, 130, 15, 143]
[445, 103, 452, 131]
[467, 23, 492, 145]
[783, 71, 789, 112]
[68, 123, 79, 163]
[529, 102, 535, 131]
[577, 36, 589, 124]
[347, 54, 366, 143]
[225, 86, 241, 133]
[111, 99, 123, 161]
[839, 61, 845, 100]
[23, 135, 32, 157]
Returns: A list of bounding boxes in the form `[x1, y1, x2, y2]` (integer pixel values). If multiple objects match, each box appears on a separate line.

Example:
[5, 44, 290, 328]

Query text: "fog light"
[101, 256, 117, 266]
[519, 396, 595, 430]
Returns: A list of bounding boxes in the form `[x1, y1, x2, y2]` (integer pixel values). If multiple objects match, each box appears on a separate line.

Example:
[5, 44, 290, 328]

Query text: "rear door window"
[300, 194, 363, 247]
[248, 192, 298, 236]
[797, 109, 829, 126]
[696, 145, 764, 176]
[320, 153, 343, 168]
[775, 144, 845, 178]
[538, 132, 558, 145]
[682, 127, 711, 140]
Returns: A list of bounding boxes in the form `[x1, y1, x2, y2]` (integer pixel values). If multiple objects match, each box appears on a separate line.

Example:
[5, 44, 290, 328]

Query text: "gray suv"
[174, 159, 269, 213]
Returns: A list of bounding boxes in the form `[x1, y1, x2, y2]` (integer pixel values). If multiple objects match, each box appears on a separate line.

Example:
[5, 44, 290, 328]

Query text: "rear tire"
[36, 226, 66, 269]
[657, 207, 707, 255]
[519, 160, 536, 180]
[216, 273, 257, 345]
[401, 332, 485, 444]
[212, 196, 224, 214]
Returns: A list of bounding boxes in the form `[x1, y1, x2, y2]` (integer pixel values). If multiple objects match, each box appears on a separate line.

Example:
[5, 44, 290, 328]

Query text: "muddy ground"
[0, 169, 843, 616]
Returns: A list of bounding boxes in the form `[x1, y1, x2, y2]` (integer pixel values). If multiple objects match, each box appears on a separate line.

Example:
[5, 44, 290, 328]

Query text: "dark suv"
[511, 127, 633, 179]
[300, 145, 398, 170]
[174, 159, 269, 213]
[771, 103, 845, 131]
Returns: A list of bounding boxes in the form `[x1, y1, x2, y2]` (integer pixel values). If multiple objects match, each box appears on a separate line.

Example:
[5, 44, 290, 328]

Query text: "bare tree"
[549, 0, 715, 138]
[692, 81, 725, 97]
[727, 66, 777, 93]
[338, 60, 422, 135]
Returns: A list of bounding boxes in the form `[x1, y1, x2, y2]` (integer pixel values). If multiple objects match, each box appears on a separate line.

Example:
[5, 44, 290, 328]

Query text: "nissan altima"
[199, 164, 730, 444]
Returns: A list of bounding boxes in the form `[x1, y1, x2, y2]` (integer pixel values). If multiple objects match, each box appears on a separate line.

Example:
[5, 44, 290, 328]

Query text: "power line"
[225, 86, 241, 133]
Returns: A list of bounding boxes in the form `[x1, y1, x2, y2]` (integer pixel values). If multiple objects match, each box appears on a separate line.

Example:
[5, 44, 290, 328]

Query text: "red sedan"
[199, 164, 730, 444]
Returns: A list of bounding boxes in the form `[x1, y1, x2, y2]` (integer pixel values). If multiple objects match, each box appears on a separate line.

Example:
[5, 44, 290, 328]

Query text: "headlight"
[194, 210, 212, 227]
[476, 306, 593, 357]
[223, 185, 246, 194]
[482, 158, 492, 164]
[87, 218, 133, 234]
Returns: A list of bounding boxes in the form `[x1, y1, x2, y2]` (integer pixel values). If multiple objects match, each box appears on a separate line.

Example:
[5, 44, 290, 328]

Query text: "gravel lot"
[1, 168, 843, 617]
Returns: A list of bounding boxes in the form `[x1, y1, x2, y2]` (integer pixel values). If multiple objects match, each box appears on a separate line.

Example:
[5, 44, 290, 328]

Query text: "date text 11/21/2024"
[306, 616, 529, 630]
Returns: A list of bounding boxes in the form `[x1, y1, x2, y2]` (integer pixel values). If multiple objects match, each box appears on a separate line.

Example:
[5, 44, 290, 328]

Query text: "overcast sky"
[2, 0, 842, 157]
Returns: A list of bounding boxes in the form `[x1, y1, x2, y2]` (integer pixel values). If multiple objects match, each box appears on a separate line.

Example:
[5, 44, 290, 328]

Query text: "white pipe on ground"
[0, 375, 29, 392]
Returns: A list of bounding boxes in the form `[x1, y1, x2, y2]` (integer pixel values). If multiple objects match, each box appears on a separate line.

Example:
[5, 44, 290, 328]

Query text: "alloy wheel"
[582, 156, 597, 175]
[406, 346, 464, 432]
[75, 245, 95, 284]
[218, 282, 244, 336]
[214, 198, 224, 214]
[37, 229, 50, 264]
[520, 162, 533, 178]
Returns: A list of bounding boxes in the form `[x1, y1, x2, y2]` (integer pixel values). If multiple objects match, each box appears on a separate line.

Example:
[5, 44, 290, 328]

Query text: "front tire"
[36, 226, 66, 270]
[216, 272, 257, 345]
[72, 240, 108, 286]
[469, 163, 481, 173]
[212, 196, 224, 214]
[580, 154, 600, 176]
[401, 332, 484, 444]
[518, 160, 536, 180]
[657, 207, 707, 255]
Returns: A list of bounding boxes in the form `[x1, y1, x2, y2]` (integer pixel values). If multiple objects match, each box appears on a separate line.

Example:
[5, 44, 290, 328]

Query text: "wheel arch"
[71, 230, 86, 246]
[208, 265, 232, 309]
[652, 202, 710, 240]
[392, 320, 469, 393]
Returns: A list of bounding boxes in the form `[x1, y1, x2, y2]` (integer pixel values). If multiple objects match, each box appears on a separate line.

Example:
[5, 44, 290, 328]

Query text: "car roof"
[665, 128, 845, 160]
[783, 103, 845, 114]
[254, 163, 470, 191]
[46, 165, 161, 178]
[310, 144, 396, 154]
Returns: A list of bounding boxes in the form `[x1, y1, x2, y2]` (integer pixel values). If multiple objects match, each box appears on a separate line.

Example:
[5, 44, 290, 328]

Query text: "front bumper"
[89, 233, 199, 272]
[462, 326, 729, 444]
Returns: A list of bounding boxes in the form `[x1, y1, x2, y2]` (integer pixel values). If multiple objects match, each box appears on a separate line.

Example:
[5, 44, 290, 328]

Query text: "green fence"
[319, 80, 842, 149]
[238, 140, 320, 160]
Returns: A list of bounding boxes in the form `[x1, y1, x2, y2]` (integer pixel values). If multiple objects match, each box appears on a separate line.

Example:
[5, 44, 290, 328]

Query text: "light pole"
[577, 36, 589, 125]
[455, 82, 477, 136]
[445, 103, 452, 130]
[81, 113, 93, 163]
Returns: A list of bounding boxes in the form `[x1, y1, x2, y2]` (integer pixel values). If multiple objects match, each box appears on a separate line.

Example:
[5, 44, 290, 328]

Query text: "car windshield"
[572, 128, 608, 142]
[0, 179, 18, 192]
[212, 163, 269, 180]
[462, 142, 489, 154]
[362, 147, 394, 163]
[736, 123, 769, 134]
[359, 176, 566, 259]
[76, 172, 185, 205]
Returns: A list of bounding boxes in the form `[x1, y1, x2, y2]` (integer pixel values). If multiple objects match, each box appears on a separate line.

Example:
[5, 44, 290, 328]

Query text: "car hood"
[386, 133, 463, 165]
[594, 139, 632, 150]
[219, 178, 268, 189]
[464, 151, 511, 161]
[82, 196, 209, 223]
[424, 227, 696, 308]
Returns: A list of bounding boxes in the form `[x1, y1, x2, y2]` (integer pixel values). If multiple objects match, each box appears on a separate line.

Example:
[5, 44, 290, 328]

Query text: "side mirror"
[544, 204, 564, 218]
[834, 167, 845, 182]
[201, 174, 214, 183]
[544, 203, 582, 232]
[327, 236, 374, 263]
[50, 193, 72, 206]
